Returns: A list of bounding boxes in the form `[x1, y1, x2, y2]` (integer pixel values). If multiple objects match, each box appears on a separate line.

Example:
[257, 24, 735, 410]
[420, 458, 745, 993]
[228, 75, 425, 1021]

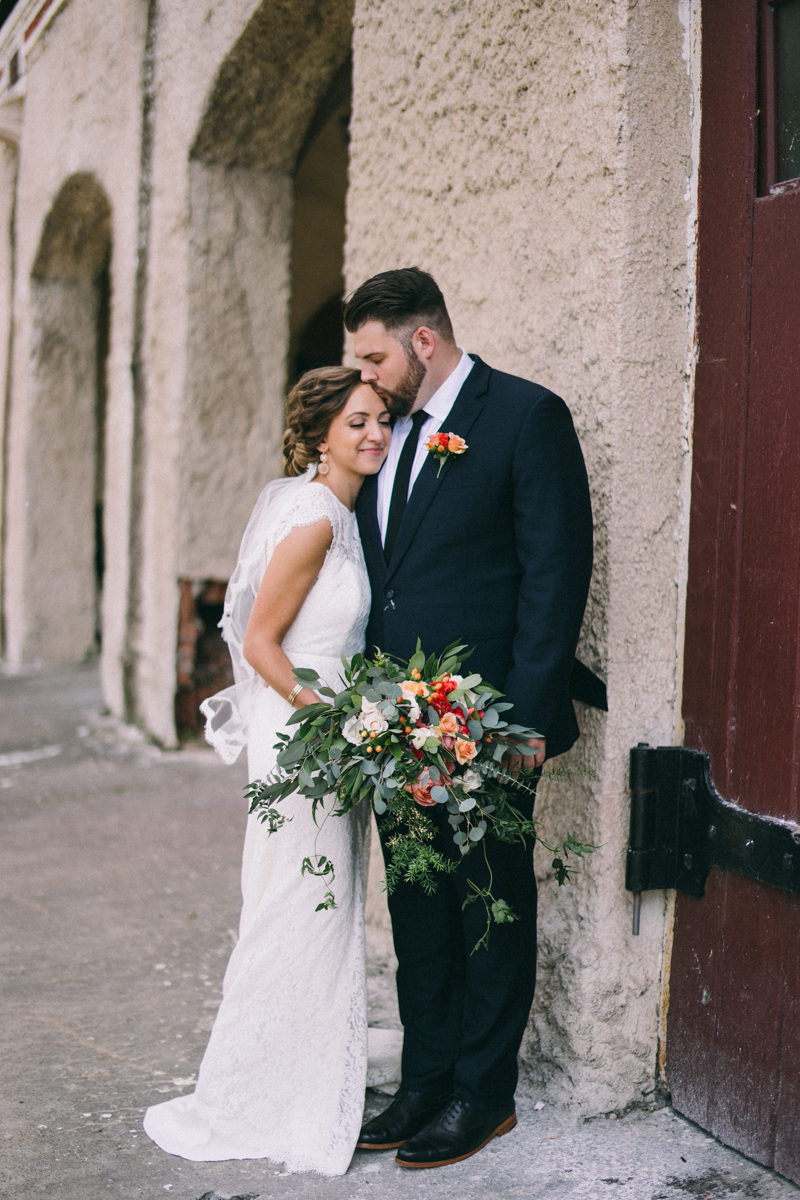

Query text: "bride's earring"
[318, 451, 330, 476]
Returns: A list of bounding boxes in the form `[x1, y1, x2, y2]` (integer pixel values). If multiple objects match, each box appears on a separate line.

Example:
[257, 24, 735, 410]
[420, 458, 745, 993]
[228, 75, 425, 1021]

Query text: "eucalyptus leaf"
[427, 706, 440, 726]
[459, 797, 477, 812]
[293, 668, 322, 685]
[373, 798, 387, 815]
[428, 765, 440, 783]
[482, 708, 500, 729]
[454, 673, 482, 693]
[382, 758, 397, 778]
[453, 830, 468, 845]
[468, 825, 486, 841]
[277, 741, 306, 768]
[361, 761, 380, 776]
[468, 720, 483, 739]
[431, 785, 449, 803]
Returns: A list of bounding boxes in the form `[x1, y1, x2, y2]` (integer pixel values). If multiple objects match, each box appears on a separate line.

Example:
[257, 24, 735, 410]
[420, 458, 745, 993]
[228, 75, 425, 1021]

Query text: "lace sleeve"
[266, 484, 342, 561]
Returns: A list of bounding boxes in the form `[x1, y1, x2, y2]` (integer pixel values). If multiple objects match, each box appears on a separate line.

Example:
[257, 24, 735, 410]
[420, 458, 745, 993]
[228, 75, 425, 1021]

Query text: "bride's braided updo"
[282, 366, 365, 477]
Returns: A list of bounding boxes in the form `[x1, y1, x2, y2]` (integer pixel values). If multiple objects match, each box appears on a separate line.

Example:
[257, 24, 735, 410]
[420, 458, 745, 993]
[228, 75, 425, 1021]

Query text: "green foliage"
[245, 643, 596, 950]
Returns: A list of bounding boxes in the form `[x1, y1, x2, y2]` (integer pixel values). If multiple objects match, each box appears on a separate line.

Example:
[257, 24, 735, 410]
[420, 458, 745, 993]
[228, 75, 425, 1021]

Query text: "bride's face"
[319, 384, 391, 477]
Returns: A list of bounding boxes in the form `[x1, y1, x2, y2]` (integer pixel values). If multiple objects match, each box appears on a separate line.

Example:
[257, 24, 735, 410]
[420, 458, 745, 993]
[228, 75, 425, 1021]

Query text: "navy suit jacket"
[355, 355, 594, 759]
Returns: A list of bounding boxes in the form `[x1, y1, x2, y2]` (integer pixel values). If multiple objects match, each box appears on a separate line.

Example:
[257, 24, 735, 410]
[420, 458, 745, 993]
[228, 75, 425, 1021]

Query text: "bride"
[144, 367, 392, 1175]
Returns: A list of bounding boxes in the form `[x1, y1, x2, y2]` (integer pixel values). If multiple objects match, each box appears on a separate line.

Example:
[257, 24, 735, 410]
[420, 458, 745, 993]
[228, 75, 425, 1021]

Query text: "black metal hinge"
[626, 744, 800, 933]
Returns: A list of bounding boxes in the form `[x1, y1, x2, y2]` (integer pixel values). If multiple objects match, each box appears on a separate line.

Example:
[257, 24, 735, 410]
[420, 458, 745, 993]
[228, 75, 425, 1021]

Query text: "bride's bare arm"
[242, 518, 333, 708]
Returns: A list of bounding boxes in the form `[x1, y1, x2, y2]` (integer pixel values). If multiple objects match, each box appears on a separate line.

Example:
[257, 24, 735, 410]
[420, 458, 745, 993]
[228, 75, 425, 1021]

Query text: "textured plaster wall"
[0, 141, 17, 640]
[132, 0, 353, 742]
[25, 278, 101, 660]
[346, 0, 695, 1112]
[2, 0, 145, 703]
[179, 164, 291, 580]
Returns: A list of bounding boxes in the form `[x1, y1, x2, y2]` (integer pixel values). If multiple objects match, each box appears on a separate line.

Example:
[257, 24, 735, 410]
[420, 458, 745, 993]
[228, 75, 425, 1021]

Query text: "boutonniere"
[424, 431, 468, 477]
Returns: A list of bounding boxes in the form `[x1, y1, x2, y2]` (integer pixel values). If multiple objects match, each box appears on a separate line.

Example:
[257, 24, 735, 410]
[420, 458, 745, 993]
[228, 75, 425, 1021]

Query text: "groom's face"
[351, 320, 426, 418]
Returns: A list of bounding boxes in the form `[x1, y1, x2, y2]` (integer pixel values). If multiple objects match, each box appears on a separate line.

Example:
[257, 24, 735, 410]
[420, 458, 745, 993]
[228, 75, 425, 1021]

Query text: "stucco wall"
[0, 139, 17, 639]
[2, 0, 145, 701]
[179, 164, 291, 582]
[131, 0, 353, 742]
[346, 0, 695, 1111]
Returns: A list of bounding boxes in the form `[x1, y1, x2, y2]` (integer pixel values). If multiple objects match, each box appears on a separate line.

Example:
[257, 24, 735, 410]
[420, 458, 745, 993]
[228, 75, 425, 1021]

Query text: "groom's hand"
[504, 736, 546, 775]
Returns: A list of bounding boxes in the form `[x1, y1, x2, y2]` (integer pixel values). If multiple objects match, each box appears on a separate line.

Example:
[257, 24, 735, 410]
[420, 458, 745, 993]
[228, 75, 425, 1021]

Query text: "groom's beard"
[373, 349, 427, 417]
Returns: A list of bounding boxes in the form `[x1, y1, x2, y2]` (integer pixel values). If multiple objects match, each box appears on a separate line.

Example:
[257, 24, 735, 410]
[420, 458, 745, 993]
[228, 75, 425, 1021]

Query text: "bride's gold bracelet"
[286, 683, 303, 706]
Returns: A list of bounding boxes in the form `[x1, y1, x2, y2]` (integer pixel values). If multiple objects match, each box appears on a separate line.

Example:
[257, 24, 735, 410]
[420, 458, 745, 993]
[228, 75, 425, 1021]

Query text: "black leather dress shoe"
[356, 1088, 452, 1150]
[394, 1096, 516, 1167]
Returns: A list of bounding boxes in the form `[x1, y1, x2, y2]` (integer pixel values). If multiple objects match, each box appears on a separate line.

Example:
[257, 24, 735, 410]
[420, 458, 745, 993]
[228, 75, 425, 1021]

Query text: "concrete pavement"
[1, 666, 796, 1200]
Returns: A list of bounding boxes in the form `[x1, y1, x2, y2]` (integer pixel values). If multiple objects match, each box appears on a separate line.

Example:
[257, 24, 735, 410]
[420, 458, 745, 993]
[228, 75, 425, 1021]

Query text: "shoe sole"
[394, 1112, 517, 1169]
[356, 1139, 406, 1150]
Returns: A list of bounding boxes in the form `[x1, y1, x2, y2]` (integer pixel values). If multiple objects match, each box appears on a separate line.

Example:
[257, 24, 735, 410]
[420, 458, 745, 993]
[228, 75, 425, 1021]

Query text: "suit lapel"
[385, 356, 491, 581]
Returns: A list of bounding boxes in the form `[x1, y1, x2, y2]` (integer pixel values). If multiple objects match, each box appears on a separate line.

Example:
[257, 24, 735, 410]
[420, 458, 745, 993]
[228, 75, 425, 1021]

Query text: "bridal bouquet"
[246, 642, 593, 949]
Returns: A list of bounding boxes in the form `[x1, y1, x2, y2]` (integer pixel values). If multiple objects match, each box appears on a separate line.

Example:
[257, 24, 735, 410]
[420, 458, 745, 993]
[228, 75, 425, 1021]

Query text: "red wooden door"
[668, 0, 800, 1182]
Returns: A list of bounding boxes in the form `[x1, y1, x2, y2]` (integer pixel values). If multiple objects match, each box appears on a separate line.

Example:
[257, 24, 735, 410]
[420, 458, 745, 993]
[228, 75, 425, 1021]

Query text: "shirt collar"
[420, 349, 474, 423]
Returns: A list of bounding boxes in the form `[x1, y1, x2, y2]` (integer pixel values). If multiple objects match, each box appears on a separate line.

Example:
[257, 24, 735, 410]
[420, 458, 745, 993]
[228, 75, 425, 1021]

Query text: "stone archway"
[289, 59, 351, 382]
[24, 173, 111, 662]
[174, 0, 353, 736]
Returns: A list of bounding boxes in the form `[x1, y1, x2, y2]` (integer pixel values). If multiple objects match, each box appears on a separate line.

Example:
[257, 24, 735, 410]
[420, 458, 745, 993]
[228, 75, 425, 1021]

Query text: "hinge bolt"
[683, 853, 693, 871]
[745, 839, 755, 856]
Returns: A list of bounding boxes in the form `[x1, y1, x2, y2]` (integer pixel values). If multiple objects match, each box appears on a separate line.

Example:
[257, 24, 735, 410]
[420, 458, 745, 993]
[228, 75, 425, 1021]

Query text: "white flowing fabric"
[144, 479, 381, 1175]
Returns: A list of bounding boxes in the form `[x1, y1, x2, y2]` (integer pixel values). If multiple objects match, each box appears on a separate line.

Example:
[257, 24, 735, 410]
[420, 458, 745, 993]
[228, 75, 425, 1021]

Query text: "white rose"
[343, 713, 364, 744]
[409, 726, 436, 750]
[406, 699, 421, 723]
[359, 701, 389, 736]
[461, 768, 482, 792]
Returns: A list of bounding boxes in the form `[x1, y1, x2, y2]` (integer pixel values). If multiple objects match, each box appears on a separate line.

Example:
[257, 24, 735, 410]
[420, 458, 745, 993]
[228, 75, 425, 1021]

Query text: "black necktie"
[383, 409, 429, 563]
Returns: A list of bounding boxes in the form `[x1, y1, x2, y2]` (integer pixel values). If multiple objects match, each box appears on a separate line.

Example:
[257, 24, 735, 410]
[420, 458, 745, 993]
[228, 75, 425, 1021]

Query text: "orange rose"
[401, 679, 429, 699]
[408, 781, 437, 807]
[447, 434, 467, 454]
[437, 712, 460, 737]
[454, 738, 477, 764]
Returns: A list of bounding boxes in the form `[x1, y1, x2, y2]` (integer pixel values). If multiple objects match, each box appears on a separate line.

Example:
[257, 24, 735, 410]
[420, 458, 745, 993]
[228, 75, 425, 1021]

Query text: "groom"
[346, 267, 593, 1169]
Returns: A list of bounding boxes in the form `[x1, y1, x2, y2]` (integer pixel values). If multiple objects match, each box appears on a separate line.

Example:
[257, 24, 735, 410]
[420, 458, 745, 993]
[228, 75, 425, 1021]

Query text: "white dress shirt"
[377, 349, 474, 543]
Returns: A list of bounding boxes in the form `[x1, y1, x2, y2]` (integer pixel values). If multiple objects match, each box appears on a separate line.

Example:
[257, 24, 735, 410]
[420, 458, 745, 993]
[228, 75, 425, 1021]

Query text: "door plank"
[709, 879, 788, 1165]
[731, 191, 800, 815]
[682, 0, 757, 794]
[668, 871, 727, 1130]
[775, 893, 800, 1180]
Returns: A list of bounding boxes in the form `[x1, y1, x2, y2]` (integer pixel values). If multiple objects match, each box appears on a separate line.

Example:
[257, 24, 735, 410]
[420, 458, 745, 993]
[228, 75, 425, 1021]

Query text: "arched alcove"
[175, 0, 353, 735]
[289, 60, 350, 382]
[26, 173, 111, 662]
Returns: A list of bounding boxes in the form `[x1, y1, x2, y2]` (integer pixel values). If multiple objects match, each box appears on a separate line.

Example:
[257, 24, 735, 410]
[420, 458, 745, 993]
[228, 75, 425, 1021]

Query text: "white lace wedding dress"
[144, 480, 382, 1176]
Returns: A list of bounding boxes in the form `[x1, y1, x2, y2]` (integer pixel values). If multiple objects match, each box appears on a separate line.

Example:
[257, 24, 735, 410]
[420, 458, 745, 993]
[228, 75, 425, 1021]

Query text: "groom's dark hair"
[343, 267, 455, 343]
